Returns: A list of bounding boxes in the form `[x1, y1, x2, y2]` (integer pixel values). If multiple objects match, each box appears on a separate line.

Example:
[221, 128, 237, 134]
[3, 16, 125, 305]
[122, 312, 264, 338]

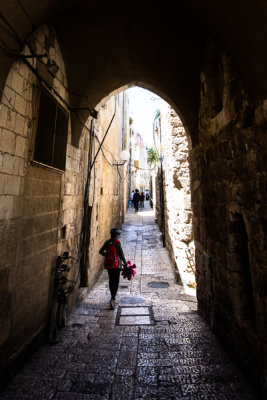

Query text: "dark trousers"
[134, 201, 139, 212]
[108, 268, 121, 299]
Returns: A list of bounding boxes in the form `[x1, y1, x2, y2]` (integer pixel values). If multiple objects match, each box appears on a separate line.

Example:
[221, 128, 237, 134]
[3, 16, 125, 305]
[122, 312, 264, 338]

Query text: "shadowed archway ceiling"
[0, 0, 267, 145]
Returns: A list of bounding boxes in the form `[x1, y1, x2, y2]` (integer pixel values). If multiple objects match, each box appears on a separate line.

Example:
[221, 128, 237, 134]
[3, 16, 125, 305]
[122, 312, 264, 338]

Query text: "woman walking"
[99, 228, 127, 308]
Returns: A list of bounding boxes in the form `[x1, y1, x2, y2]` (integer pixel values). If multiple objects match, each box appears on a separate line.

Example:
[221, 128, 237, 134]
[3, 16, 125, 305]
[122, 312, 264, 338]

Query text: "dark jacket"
[99, 238, 127, 266]
[133, 192, 140, 203]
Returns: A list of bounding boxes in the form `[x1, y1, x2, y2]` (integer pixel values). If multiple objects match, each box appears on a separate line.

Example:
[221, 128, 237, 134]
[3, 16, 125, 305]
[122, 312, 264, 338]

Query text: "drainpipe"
[122, 92, 125, 150]
[159, 115, 166, 247]
[122, 92, 125, 219]
[80, 98, 117, 281]
[128, 134, 132, 202]
[80, 118, 95, 286]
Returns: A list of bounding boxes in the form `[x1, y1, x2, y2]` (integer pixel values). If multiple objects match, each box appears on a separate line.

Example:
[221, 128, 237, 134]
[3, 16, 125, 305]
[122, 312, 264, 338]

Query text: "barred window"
[33, 84, 69, 171]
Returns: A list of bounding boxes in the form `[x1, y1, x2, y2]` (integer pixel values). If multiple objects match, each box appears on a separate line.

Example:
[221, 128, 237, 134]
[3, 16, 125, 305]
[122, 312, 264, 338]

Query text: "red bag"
[104, 240, 119, 269]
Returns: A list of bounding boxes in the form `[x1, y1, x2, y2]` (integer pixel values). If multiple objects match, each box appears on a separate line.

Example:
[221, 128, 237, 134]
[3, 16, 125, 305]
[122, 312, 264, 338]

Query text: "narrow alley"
[0, 203, 257, 400]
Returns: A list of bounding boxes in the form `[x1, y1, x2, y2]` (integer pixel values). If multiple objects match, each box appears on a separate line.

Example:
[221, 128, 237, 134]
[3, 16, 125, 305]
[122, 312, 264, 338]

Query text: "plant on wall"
[147, 147, 159, 166]
[154, 108, 161, 120]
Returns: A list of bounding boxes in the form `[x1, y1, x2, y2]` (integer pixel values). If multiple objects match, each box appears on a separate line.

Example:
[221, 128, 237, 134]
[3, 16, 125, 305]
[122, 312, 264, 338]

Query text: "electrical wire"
[0, 10, 153, 188]
[100, 147, 114, 166]
[129, 163, 155, 171]
[0, 37, 15, 53]
[0, 11, 96, 116]
[16, 0, 35, 29]
[0, 6, 154, 296]
[78, 118, 95, 286]
[1, 79, 126, 179]
[0, 14, 133, 179]
[90, 97, 116, 171]
[1, 70, 154, 177]
[0, 11, 23, 45]
[91, 134, 97, 207]
[117, 165, 122, 181]
[93, 132, 114, 166]
[20, 53, 97, 139]
[0, 15, 92, 290]
[93, 129, 156, 171]
[94, 133, 115, 158]
[0, 10, 143, 163]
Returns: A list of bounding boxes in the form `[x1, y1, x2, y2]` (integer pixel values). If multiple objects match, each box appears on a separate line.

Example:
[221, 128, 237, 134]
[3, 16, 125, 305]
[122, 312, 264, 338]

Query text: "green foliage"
[154, 109, 161, 120]
[147, 147, 159, 165]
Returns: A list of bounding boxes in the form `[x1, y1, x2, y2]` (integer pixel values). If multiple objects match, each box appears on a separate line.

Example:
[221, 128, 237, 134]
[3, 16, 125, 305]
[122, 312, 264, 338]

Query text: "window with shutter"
[33, 84, 69, 171]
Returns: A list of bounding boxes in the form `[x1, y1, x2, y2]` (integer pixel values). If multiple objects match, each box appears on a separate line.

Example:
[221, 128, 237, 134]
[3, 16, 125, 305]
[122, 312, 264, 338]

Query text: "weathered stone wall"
[0, 25, 69, 374]
[154, 106, 195, 294]
[160, 106, 195, 294]
[0, 24, 128, 380]
[85, 94, 128, 288]
[192, 39, 267, 391]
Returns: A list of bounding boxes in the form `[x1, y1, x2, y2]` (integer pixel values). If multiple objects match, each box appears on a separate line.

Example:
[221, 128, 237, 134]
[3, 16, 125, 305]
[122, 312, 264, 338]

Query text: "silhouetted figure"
[133, 189, 140, 213]
[99, 228, 127, 308]
[140, 192, 145, 208]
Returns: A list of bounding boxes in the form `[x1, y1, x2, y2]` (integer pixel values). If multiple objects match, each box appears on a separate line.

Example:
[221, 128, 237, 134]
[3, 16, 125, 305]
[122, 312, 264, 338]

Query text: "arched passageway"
[0, 205, 258, 399]
[1, 1, 267, 145]
[0, 1, 266, 397]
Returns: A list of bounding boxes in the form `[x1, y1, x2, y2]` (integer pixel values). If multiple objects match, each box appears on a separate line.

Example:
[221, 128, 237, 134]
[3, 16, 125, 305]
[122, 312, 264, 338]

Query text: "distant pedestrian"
[133, 189, 140, 213]
[129, 190, 134, 207]
[140, 192, 145, 208]
[99, 228, 127, 309]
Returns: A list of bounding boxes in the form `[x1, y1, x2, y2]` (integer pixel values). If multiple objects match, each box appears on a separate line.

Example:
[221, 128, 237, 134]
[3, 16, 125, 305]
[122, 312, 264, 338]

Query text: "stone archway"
[0, 1, 266, 394]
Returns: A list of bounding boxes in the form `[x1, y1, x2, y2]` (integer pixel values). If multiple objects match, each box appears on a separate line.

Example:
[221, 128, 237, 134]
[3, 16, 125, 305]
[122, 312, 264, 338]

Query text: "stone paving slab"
[0, 202, 258, 399]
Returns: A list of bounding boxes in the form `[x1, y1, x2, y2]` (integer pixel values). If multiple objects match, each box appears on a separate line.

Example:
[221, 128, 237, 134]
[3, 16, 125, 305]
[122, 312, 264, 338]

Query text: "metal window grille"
[33, 84, 69, 171]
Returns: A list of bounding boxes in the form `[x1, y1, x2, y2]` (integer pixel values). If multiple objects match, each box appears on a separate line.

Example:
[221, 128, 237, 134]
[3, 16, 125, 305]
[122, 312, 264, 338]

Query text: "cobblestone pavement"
[0, 203, 258, 399]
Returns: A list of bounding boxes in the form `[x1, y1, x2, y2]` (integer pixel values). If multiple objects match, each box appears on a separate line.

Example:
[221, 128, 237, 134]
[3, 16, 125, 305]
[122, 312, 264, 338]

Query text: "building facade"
[129, 130, 150, 193]
[151, 103, 196, 294]
[0, 24, 130, 381]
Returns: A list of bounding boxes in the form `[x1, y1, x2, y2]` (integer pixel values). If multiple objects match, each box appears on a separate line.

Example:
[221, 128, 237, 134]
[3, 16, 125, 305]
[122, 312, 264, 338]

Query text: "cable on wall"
[0, 20, 128, 179]
[16, 0, 36, 29]
[0, 11, 97, 118]
[0, 11, 23, 46]
[90, 97, 117, 171]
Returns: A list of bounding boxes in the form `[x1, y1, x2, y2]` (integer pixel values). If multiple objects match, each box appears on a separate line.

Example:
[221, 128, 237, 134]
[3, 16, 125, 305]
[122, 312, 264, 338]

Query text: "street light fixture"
[113, 149, 130, 166]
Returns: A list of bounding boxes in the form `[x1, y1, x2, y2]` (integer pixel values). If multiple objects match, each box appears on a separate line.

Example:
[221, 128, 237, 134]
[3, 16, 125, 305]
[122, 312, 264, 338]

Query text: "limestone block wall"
[159, 105, 195, 294]
[85, 94, 128, 287]
[0, 25, 69, 374]
[192, 40, 267, 390]
[0, 24, 127, 381]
